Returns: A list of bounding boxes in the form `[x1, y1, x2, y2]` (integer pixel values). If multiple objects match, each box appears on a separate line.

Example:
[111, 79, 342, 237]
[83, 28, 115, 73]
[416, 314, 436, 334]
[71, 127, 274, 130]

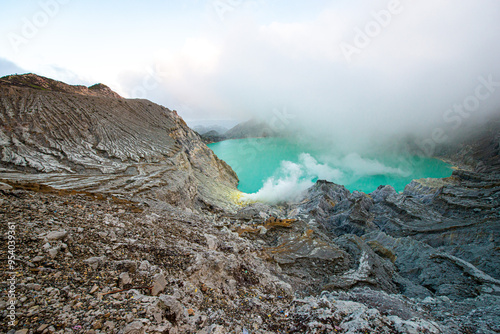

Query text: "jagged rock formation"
[224, 120, 500, 332]
[0, 74, 238, 209]
[283, 173, 500, 300]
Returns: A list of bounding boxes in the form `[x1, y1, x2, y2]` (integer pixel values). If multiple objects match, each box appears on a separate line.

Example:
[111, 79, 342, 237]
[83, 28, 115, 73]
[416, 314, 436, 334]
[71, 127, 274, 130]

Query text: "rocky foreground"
[1, 74, 499, 333]
[0, 181, 465, 333]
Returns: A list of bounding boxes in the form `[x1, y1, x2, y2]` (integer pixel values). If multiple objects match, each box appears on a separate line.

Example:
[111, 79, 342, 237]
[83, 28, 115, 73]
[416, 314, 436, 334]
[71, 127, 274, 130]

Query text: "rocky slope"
[1, 74, 499, 333]
[0, 182, 451, 334]
[0, 74, 238, 209]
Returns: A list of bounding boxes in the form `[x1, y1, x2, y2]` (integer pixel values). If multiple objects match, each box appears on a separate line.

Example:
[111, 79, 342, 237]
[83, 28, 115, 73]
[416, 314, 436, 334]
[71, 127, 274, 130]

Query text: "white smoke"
[338, 153, 410, 177]
[241, 152, 412, 204]
[242, 160, 314, 204]
[242, 153, 344, 204]
[300, 153, 344, 180]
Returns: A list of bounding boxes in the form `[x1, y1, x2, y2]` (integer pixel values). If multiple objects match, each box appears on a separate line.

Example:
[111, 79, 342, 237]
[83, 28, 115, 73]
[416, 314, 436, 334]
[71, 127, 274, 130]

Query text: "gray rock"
[47, 247, 59, 258]
[325, 235, 398, 294]
[120, 272, 132, 287]
[104, 321, 115, 330]
[45, 230, 68, 241]
[139, 260, 151, 271]
[84, 256, 107, 270]
[31, 255, 45, 263]
[198, 325, 225, 334]
[114, 260, 137, 273]
[121, 321, 144, 334]
[205, 234, 218, 250]
[157, 295, 184, 324]
[89, 284, 99, 294]
[152, 273, 167, 296]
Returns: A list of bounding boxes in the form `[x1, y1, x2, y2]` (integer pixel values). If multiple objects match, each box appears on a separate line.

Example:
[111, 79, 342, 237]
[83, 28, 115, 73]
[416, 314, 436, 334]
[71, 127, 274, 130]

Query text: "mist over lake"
[209, 137, 452, 203]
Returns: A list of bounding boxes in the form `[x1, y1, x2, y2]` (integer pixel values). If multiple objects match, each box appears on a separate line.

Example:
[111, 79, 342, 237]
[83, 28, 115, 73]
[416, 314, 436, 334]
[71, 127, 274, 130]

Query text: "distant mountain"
[199, 118, 278, 143]
[201, 130, 226, 144]
[224, 118, 277, 140]
[192, 124, 229, 135]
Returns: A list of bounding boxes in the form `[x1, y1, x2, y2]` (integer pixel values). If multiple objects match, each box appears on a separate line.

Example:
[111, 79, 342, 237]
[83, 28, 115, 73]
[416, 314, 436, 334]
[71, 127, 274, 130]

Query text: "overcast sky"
[1, 0, 499, 145]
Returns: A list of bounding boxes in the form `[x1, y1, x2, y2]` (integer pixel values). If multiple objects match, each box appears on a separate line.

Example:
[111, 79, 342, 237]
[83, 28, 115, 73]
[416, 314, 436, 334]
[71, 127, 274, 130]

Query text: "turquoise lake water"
[208, 137, 452, 201]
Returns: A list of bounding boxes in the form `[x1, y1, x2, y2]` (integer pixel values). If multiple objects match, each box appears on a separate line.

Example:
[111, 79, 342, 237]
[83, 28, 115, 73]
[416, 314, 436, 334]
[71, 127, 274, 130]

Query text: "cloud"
[1, 0, 499, 144]
[116, 0, 500, 147]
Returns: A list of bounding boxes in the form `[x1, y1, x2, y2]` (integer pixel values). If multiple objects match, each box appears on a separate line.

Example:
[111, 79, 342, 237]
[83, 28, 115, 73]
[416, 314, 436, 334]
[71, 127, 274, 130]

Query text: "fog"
[119, 1, 500, 155]
[1, 0, 499, 155]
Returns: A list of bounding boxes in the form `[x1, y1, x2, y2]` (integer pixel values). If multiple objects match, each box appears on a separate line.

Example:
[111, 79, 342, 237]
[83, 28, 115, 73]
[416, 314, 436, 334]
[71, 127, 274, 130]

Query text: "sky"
[1, 0, 500, 150]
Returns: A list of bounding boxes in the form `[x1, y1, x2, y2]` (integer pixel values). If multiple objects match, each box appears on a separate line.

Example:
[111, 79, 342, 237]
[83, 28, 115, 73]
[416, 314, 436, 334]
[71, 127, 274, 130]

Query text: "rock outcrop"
[0, 74, 238, 210]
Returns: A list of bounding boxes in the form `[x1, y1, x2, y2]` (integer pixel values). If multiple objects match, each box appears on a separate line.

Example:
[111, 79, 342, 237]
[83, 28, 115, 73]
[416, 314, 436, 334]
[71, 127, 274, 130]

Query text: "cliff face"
[0, 74, 238, 209]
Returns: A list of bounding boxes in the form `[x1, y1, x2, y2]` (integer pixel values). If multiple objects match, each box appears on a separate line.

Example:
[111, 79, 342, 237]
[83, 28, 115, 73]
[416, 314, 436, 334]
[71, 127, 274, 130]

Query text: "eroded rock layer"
[0, 74, 238, 209]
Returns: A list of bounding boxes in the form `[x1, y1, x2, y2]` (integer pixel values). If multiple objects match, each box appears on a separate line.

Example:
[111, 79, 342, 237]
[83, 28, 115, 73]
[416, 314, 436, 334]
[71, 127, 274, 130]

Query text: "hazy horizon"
[1, 0, 499, 153]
